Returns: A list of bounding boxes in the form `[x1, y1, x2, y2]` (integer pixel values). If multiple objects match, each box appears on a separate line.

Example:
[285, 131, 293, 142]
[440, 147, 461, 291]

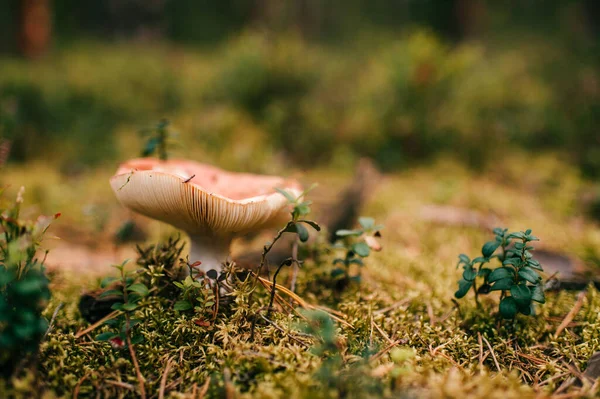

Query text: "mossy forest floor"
[2, 155, 600, 398]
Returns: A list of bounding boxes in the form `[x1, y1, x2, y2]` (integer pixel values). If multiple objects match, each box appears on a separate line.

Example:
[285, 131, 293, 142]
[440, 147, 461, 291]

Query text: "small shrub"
[454, 228, 546, 319]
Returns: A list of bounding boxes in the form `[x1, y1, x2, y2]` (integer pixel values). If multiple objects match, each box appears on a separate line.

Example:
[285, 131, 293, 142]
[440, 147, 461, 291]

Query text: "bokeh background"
[1, 0, 599, 272]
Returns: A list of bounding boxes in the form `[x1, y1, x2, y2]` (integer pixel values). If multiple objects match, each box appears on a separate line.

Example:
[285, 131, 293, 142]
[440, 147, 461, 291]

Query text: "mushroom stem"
[188, 234, 232, 275]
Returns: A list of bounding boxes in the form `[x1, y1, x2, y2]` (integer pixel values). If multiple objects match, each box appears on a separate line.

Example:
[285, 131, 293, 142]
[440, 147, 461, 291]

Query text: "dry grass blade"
[256, 275, 353, 327]
[482, 336, 501, 372]
[556, 291, 586, 337]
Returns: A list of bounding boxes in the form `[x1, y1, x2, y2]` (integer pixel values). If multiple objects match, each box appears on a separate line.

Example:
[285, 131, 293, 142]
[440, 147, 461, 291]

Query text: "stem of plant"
[267, 260, 289, 318]
[289, 240, 299, 294]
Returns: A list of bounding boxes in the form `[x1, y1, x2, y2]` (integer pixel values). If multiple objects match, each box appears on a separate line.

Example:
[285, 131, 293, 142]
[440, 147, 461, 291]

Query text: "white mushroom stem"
[188, 234, 233, 275]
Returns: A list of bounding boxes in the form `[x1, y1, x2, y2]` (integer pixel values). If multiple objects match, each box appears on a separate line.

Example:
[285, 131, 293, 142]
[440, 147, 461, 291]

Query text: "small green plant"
[0, 187, 58, 377]
[172, 262, 223, 318]
[95, 260, 149, 398]
[300, 309, 385, 397]
[455, 228, 546, 319]
[139, 118, 176, 160]
[260, 185, 321, 315]
[136, 235, 185, 295]
[332, 217, 383, 283]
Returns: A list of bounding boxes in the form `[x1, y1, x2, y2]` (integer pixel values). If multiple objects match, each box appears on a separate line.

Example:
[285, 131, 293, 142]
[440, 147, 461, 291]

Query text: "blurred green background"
[0, 0, 599, 176]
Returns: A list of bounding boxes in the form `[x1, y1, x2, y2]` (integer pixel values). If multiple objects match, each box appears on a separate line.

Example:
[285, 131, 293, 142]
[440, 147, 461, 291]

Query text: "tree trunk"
[19, 0, 51, 58]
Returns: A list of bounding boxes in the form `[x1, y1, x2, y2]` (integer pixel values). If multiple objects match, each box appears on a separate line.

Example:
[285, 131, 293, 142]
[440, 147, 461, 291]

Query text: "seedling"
[259, 185, 321, 316]
[454, 228, 546, 319]
[139, 119, 175, 160]
[332, 217, 383, 283]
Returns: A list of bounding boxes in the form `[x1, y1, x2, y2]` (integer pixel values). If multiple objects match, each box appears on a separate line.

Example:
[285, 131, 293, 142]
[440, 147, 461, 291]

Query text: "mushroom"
[110, 158, 301, 274]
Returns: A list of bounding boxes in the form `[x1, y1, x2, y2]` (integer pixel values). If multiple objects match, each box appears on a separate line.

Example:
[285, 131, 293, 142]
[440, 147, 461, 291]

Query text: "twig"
[372, 319, 393, 344]
[427, 301, 435, 326]
[73, 373, 89, 399]
[482, 336, 501, 372]
[158, 358, 174, 399]
[477, 332, 484, 369]
[267, 259, 291, 318]
[289, 240, 299, 294]
[105, 380, 135, 390]
[259, 313, 311, 347]
[75, 310, 120, 338]
[537, 372, 569, 387]
[374, 299, 411, 315]
[370, 340, 402, 362]
[556, 291, 586, 337]
[198, 377, 211, 398]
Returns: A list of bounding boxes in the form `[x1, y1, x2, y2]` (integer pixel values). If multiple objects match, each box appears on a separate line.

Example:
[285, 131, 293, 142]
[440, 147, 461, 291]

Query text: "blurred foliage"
[0, 1, 599, 176]
[0, 188, 56, 377]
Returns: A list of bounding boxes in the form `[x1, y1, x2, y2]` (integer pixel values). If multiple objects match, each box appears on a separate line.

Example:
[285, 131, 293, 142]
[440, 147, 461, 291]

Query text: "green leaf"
[455, 279, 473, 299]
[488, 267, 514, 283]
[478, 268, 492, 279]
[352, 242, 371, 257]
[130, 334, 144, 345]
[294, 203, 311, 216]
[348, 258, 364, 266]
[518, 267, 541, 284]
[462, 267, 477, 281]
[330, 268, 345, 278]
[295, 223, 310, 242]
[99, 290, 123, 299]
[507, 232, 525, 240]
[510, 284, 531, 306]
[127, 283, 149, 297]
[111, 302, 123, 311]
[274, 187, 297, 203]
[174, 301, 192, 311]
[300, 220, 321, 231]
[457, 254, 470, 265]
[101, 276, 119, 288]
[96, 332, 118, 341]
[336, 229, 362, 237]
[358, 217, 375, 230]
[472, 257, 488, 264]
[482, 241, 500, 258]
[517, 300, 532, 315]
[499, 297, 518, 319]
[333, 258, 345, 265]
[531, 285, 545, 304]
[121, 303, 138, 311]
[526, 259, 543, 271]
[503, 257, 523, 267]
[490, 278, 514, 291]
